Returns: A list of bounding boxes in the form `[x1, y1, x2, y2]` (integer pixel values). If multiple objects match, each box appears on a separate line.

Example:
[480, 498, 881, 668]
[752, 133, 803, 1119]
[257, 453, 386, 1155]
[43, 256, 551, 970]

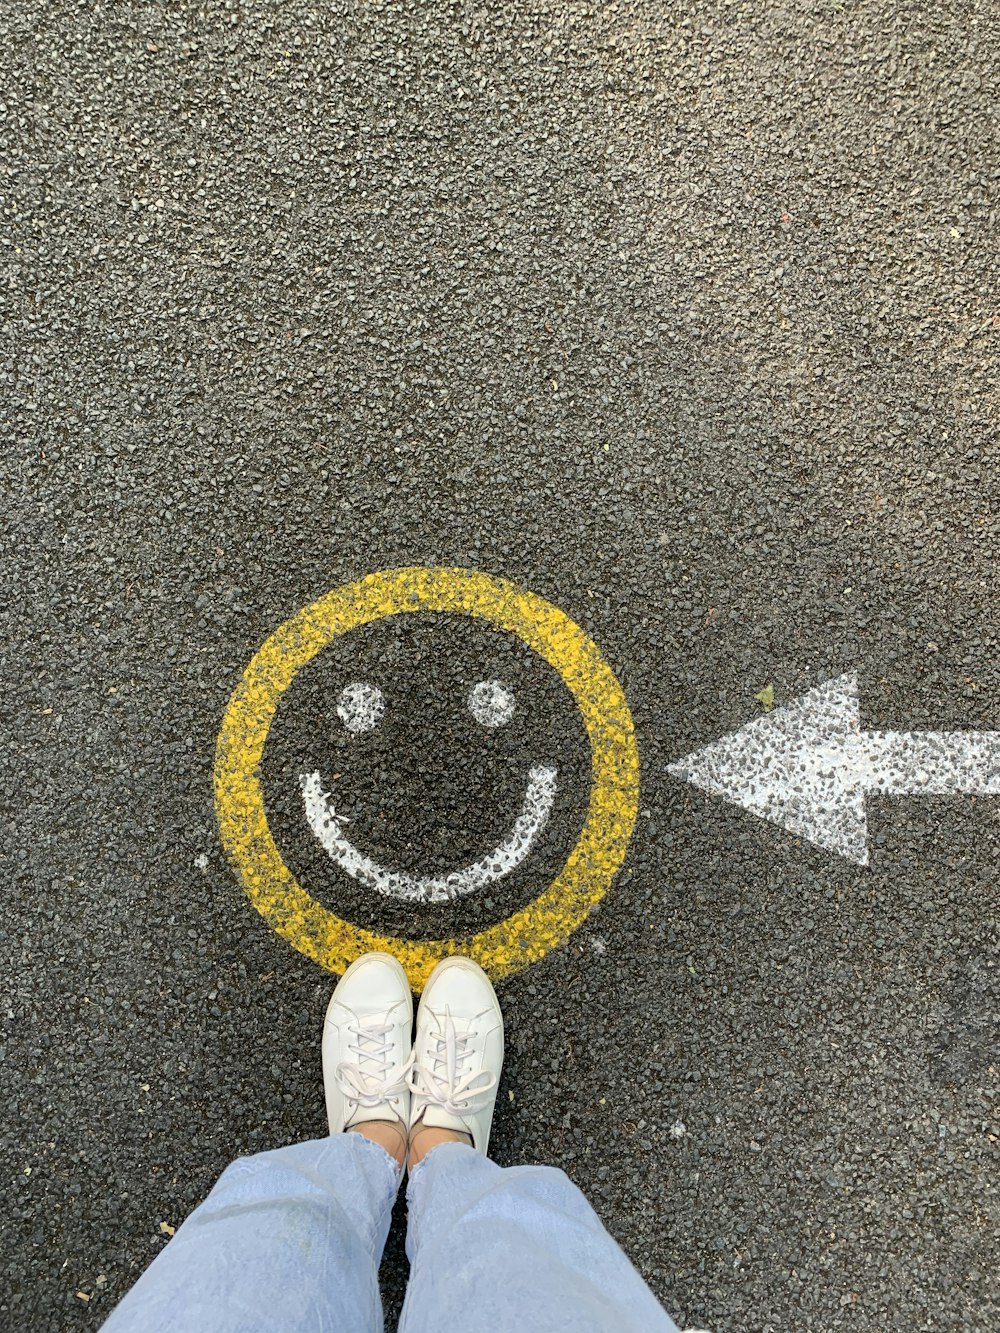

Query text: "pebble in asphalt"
[3, 2, 999, 1330]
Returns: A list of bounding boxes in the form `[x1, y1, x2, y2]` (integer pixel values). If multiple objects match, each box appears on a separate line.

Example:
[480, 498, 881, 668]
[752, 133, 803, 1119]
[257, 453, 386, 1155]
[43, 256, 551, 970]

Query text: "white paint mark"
[300, 765, 558, 903]
[467, 679, 515, 728]
[667, 673, 1000, 865]
[336, 681, 385, 734]
[194, 853, 209, 870]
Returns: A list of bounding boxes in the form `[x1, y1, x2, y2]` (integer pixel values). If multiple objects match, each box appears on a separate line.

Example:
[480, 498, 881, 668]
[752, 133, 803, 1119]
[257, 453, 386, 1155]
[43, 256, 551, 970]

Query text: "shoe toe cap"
[423, 957, 501, 1023]
[328, 953, 413, 1021]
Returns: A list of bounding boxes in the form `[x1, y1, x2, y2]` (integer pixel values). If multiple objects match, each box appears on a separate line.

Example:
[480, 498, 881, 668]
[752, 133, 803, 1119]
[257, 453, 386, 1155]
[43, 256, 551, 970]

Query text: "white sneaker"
[322, 952, 413, 1139]
[407, 957, 504, 1155]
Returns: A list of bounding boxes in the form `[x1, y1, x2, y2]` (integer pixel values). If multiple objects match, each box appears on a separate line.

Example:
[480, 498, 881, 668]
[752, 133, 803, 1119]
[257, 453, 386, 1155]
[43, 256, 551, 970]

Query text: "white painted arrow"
[667, 673, 1000, 864]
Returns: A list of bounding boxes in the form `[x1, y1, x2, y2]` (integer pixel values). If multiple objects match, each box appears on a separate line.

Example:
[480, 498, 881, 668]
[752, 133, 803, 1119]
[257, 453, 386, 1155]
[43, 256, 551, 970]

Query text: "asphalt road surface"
[3, 2, 999, 1330]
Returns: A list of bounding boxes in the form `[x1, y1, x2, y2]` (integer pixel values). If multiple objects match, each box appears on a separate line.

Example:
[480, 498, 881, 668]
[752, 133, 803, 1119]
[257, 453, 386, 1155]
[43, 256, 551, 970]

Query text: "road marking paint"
[300, 763, 558, 903]
[214, 567, 639, 989]
[668, 672, 1000, 864]
[336, 681, 385, 734]
[467, 678, 516, 728]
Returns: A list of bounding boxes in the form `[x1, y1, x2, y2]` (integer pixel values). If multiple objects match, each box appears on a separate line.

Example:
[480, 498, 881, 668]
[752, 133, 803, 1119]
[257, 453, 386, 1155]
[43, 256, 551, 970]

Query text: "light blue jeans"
[101, 1135, 681, 1332]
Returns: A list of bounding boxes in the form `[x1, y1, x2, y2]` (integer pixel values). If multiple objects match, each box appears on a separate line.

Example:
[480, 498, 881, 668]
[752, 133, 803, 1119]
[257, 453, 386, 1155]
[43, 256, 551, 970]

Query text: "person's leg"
[101, 1132, 399, 1333]
[101, 952, 415, 1333]
[399, 956, 691, 1333]
[401, 1143, 682, 1333]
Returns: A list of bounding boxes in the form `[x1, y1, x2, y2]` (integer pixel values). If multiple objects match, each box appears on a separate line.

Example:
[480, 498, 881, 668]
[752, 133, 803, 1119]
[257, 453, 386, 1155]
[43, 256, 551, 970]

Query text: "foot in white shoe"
[322, 953, 413, 1156]
[407, 957, 504, 1160]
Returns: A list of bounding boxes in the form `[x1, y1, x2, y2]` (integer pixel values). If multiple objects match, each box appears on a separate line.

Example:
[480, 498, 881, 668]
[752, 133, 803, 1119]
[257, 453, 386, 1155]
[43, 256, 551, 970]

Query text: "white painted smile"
[299, 764, 558, 904]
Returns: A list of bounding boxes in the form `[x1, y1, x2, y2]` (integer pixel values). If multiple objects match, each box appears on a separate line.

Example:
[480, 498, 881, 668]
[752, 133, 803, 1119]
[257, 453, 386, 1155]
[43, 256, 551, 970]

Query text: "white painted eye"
[336, 681, 385, 734]
[468, 679, 515, 728]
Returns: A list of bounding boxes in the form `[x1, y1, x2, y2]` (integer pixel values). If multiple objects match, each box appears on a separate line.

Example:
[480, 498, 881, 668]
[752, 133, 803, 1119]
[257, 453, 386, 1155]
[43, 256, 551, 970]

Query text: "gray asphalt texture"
[3, 1, 999, 1330]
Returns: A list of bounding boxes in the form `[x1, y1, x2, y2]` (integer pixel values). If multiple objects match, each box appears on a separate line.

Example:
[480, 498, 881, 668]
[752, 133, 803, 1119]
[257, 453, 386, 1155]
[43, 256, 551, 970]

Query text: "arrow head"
[667, 673, 870, 864]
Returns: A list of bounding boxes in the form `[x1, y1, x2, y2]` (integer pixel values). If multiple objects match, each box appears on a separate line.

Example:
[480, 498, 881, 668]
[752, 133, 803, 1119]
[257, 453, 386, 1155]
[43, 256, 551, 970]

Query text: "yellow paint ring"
[214, 567, 639, 990]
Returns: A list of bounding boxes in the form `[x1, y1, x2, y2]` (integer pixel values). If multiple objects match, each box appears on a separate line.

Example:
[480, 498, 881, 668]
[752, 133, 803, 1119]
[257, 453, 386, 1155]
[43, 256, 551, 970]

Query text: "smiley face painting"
[299, 673, 560, 905]
[264, 607, 591, 940]
[214, 568, 639, 989]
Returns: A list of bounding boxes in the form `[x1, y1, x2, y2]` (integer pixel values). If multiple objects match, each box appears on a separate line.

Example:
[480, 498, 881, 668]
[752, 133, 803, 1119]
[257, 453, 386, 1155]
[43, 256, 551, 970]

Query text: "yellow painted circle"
[214, 567, 639, 990]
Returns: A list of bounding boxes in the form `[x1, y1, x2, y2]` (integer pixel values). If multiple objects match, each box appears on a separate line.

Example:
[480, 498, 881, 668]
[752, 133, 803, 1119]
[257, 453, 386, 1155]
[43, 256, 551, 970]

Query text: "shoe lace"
[408, 1008, 497, 1117]
[335, 1020, 413, 1107]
